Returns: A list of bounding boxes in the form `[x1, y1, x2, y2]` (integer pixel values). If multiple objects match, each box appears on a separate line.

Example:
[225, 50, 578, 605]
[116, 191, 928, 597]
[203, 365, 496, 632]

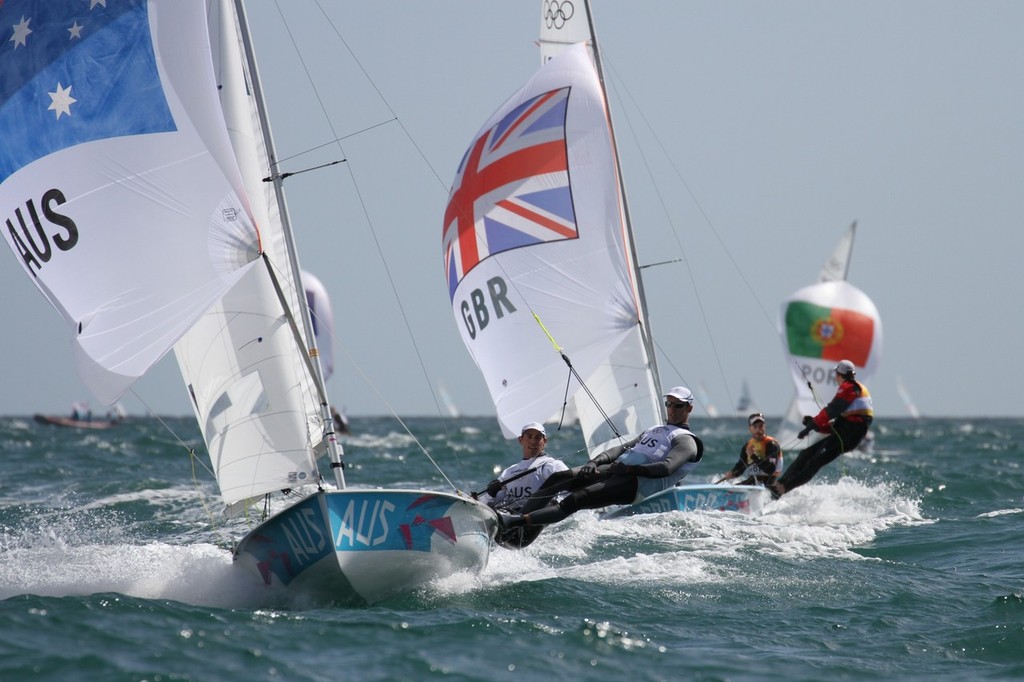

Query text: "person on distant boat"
[474, 422, 568, 513]
[720, 413, 783, 486]
[496, 386, 704, 530]
[331, 406, 350, 435]
[767, 359, 873, 500]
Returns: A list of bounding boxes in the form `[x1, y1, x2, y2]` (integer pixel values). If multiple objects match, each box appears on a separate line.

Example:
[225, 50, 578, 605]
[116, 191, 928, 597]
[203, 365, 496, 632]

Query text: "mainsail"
[443, 39, 660, 455]
[173, 0, 332, 514]
[0, 0, 261, 404]
[777, 222, 882, 446]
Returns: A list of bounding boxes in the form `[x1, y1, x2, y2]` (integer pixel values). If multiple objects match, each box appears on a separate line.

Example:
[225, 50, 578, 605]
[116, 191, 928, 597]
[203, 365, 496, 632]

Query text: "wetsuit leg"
[525, 474, 638, 525]
[518, 467, 591, 514]
[776, 435, 843, 492]
[777, 420, 869, 492]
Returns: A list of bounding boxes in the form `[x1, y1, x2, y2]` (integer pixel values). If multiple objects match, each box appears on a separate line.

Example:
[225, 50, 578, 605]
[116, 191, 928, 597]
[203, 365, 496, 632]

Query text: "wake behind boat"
[1, 0, 495, 605]
[443, 0, 763, 537]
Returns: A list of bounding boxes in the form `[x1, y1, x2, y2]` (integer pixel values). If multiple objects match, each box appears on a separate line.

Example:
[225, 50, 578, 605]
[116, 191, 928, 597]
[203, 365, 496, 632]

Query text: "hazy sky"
[2, 1, 1021, 420]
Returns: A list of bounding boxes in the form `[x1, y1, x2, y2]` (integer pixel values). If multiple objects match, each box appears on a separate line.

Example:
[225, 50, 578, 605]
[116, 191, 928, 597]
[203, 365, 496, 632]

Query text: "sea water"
[1, 416, 1022, 681]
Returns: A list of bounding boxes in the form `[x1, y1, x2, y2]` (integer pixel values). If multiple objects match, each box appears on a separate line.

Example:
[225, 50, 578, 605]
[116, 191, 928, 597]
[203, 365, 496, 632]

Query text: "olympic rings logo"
[544, 0, 575, 30]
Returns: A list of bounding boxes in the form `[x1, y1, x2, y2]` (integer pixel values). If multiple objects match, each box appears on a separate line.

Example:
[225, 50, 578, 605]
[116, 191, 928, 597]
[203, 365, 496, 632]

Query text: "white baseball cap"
[834, 359, 856, 376]
[520, 422, 547, 436]
[664, 386, 694, 403]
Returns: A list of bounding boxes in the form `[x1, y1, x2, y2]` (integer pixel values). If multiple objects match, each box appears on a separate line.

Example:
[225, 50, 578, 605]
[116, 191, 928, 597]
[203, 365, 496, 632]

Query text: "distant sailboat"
[897, 376, 921, 419]
[735, 380, 757, 414]
[777, 221, 882, 447]
[696, 381, 720, 418]
[436, 382, 461, 419]
[302, 271, 336, 382]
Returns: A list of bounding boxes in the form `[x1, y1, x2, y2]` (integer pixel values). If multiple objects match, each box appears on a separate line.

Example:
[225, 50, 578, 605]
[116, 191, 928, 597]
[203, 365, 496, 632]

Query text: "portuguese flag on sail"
[785, 301, 873, 366]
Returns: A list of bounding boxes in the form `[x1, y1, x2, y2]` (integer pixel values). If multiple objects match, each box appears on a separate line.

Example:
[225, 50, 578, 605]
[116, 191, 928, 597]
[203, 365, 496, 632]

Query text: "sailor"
[720, 412, 783, 486]
[475, 422, 568, 512]
[768, 359, 873, 499]
[497, 386, 704, 530]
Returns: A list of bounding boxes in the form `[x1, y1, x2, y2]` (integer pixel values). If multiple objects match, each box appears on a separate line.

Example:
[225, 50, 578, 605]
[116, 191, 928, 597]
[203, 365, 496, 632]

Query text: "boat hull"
[233, 489, 497, 605]
[600, 484, 767, 520]
[33, 414, 120, 430]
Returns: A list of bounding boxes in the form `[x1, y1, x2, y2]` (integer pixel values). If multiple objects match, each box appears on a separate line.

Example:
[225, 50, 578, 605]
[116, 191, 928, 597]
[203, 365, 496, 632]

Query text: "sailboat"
[735, 380, 757, 414]
[302, 270, 351, 433]
[33, 401, 125, 430]
[897, 376, 921, 419]
[442, 0, 765, 536]
[777, 221, 883, 451]
[1, 0, 495, 605]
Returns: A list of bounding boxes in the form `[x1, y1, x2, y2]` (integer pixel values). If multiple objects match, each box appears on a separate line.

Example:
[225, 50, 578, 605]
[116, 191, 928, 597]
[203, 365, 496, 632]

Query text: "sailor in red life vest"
[720, 413, 783, 486]
[768, 359, 873, 499]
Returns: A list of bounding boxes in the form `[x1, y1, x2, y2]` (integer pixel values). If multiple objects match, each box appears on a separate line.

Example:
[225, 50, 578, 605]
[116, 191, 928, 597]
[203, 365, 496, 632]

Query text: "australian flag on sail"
[0, 0, 175, 184]
[443, 86, 578, 301]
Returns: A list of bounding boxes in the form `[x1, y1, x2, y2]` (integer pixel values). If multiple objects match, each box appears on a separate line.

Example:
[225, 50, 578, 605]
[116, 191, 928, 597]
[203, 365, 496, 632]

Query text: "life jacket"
[620, 425, 704, 501]
[619, 424, 702, 466]
[742, 435, 780, 466]
[839, 380, 874, 422]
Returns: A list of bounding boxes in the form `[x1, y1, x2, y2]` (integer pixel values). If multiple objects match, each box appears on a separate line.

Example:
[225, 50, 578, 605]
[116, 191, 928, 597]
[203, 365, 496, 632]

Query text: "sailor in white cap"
[475, 422, 568, 514]
[497, 386, 704, 531]
[768, 359, 873, 499]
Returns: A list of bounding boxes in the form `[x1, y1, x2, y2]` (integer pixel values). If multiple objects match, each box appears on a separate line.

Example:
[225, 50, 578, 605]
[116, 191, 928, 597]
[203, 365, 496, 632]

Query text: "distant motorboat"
[33, 414, 121, 430]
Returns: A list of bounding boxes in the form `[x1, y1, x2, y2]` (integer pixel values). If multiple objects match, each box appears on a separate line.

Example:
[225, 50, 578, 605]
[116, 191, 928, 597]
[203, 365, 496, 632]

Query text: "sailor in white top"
[497, 387, 704, 529]
[476, 422, 568, 512]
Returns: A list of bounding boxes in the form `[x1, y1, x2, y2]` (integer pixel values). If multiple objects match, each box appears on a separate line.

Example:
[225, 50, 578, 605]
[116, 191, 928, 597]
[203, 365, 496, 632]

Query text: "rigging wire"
[601, 50, 786, 413]
[265, 0, 472, 488]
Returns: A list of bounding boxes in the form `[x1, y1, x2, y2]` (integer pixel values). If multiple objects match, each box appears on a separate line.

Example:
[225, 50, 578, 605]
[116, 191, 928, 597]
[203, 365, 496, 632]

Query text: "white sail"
[0, 1, 261, 404]
[444, 42, 660, 455]
[173, 0, 323, 513]
[4, 0, 496, 604]
[897, 376, 921, 419]
[302, 271, 336, 382]
[735, 380, 757, 414]
[818, 220, 857, 283]
[777, 270, 883, 446]
[779, 221, 866, 445]
[539, 0, 593, 63]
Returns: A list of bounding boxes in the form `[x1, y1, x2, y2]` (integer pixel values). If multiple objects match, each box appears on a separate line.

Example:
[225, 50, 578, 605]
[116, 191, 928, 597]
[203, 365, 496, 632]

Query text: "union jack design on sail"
[443, 86, 578, 300]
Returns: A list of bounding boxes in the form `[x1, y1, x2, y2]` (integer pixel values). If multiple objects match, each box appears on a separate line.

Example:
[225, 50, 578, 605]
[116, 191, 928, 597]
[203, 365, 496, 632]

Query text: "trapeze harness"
[486, 455, 568, 512]
[777, 380, 873, 492]
[617, 424, 704, 502]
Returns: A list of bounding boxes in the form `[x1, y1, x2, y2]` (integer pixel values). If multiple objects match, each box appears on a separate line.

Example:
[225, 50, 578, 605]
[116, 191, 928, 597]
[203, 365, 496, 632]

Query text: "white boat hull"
[234, 489, 497, 605]
[600, 484, 768, 520]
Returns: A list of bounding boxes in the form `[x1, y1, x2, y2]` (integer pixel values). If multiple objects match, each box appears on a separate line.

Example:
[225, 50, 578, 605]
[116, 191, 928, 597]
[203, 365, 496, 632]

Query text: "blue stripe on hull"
[233, 490, 496, 604]
[601, 485, 766, 519]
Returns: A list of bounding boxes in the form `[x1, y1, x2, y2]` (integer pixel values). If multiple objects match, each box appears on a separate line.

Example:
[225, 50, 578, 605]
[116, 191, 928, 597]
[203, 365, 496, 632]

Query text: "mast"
[231, 0, 346, 488]
[582, 0, 663, 396]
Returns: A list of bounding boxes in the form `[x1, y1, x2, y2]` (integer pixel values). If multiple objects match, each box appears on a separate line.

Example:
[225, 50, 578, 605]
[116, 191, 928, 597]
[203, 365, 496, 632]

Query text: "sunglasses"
[664, 401, 690, 409]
